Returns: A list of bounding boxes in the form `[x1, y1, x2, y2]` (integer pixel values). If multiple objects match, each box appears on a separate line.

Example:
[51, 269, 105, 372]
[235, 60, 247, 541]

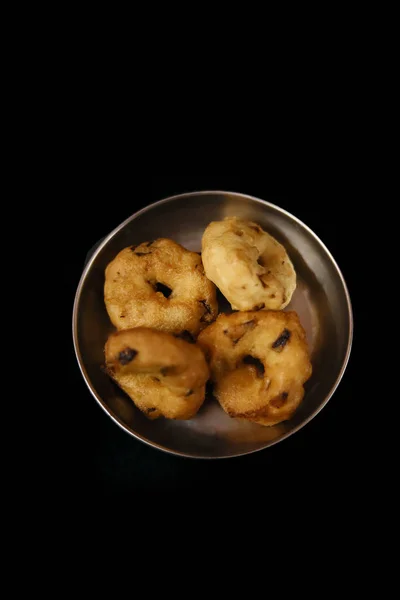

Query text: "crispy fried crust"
[201, 217, 296, 311]
[105, 328, 210, 420]
[197, 311, 312, 426]
[104, 238, 218, 336]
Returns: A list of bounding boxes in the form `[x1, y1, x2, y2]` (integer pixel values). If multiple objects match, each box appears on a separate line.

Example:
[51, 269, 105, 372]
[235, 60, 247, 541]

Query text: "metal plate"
[73, 192, 353, 458]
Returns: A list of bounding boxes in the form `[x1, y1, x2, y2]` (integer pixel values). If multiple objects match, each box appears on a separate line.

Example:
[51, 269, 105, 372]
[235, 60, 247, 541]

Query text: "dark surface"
[64, 177, 362, 501]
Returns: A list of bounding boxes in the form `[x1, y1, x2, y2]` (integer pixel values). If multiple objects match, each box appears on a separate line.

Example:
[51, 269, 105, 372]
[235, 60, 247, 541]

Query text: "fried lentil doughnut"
[104, 238, 218, 336]
[201, 217, 296, 311]
[105, 327, 210, 420]
[197, 311, 312, 426]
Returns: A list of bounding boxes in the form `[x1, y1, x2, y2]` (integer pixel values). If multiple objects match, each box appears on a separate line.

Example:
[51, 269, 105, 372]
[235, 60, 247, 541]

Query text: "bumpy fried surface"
[201, 217, 296, 311]
[197, 311, 312, 426]
[104, 239, 218, 336]
[105, 328, 210, 420]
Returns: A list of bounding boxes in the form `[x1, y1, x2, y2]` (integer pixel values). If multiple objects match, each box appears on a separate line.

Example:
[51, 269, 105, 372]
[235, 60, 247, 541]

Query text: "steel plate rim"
[72, 191, 353, 459]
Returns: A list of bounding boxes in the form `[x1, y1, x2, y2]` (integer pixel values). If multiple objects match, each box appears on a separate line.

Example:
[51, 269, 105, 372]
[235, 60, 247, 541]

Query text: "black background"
[64, 178, 361, 503]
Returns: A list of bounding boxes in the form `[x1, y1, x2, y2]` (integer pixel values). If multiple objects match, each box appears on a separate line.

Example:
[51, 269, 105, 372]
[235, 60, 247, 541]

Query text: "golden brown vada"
[197, 310, 312, 426]
[105, 327, 210, 420]
[104, 238, 218, 336]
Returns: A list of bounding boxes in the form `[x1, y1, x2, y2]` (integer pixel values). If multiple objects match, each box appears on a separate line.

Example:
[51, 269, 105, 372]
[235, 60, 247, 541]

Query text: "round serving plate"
[73, 191, 353, 459]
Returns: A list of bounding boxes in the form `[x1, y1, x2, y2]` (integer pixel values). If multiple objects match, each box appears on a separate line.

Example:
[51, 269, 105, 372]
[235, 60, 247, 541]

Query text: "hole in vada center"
[257, 256, 265, 267]
[242, 355, 265, 377]
[155, 282, 173, 298]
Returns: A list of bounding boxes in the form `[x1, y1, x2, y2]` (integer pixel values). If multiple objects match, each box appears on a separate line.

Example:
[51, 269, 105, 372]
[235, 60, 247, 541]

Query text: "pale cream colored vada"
[201, 217, 296, 311]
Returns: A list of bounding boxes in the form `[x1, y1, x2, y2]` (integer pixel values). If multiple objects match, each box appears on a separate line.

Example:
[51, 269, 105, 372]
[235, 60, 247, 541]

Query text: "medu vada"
[201, 217, 296, 311]
[197, 310, 312, 426]
[104, 238, 218, 336]
[105, 327, 210, 420]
